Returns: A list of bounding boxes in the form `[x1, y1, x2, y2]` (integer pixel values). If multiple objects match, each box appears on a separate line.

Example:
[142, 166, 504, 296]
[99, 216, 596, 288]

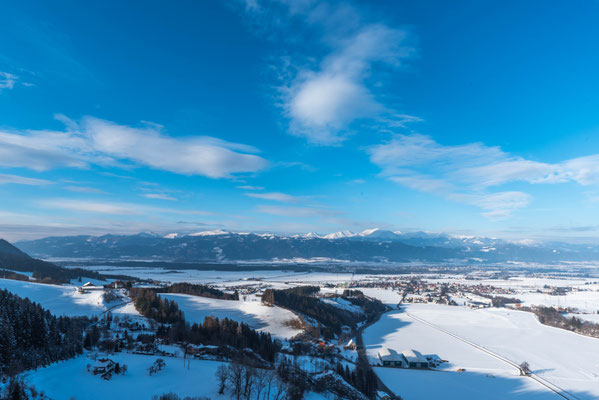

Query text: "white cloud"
[236, 185, 264, 190]
[257, 205, 340, 218]
[450, 192, 531, 220]
[85, 117, 268, 178]
[243, 1, 414, 145]
[142, 193, 178, 201]
[40, 199, 139, 215]
[369, 133, 599, 218]
[0, 173, 52, 186]
[245, 192, 300, 202]
[0, 72, 17, 91]
[64, 186, 106, 194]
[39, 198, 211, 216]
[285, 24, 412, 144]
[0, 116, 268, 178]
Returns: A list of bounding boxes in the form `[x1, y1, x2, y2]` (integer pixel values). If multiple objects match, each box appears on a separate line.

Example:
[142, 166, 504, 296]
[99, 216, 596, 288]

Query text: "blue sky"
[1, 0, 599, 242]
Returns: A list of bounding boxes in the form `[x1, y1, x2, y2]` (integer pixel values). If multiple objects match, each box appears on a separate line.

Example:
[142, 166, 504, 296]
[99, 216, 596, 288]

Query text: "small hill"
[0, 238, 103, 283]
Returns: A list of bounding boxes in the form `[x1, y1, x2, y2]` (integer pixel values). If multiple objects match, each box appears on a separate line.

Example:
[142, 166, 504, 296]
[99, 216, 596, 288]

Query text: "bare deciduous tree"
[216, 364, 229, 395]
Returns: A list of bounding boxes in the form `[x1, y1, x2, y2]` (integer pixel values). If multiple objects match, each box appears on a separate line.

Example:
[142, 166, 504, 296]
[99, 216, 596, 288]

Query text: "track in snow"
[405, 311, 581, 400]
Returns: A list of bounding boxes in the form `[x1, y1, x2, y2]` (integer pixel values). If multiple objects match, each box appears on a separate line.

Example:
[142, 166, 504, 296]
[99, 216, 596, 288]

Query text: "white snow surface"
[25, 353, 225, 400]
[0, 278, 142, 320]
[321, 297, 364, 314]
[365, 303, 599, 399]
[0, 278, 107, 316]
[504, 290, 599, 313]
[160, 293, 303, 339]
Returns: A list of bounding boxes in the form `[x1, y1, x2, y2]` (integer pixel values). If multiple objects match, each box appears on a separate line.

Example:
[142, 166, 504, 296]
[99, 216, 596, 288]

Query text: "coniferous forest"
[0, 289, 89, 376]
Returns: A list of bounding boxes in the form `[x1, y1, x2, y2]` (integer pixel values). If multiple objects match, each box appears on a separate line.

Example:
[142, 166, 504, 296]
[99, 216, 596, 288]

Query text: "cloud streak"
[244, 191, 301, 203]
[0, 173, 52, 186]
[369, 134, 599, 218]
[0, 72, 18, 91]
[38, 198, 212, 216]
[0, 116, 269, 178]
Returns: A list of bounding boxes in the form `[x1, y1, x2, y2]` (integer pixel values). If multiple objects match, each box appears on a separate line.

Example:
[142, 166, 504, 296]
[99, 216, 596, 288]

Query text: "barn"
[401, 349, 429, 369]
[378, 348, 406, 367]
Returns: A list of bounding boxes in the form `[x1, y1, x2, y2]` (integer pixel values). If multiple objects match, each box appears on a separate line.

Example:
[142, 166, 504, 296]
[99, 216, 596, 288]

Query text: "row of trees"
[163, 282, 239, 300]
[0, 269, 29, 282]
[0, 289, 89, 376]
[156, 315, 280, 362]
[335, 362, 378, 399]
[129, 287, 184, 324]
[532, 306, 599, 337]
[262, 286, 383, 338]
[215, 362, 296, 400]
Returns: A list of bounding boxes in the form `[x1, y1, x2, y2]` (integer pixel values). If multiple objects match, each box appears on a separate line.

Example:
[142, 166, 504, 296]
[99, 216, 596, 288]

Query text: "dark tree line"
[156, 315, 280, 362]
[163, 282, 239, 300]
[0, 269, 29, 282]
[532, 306, 599, 338]
[0, 289, 89, 376]
[341, 289, 387, 319]
[335, 362, 378, 399]
[489, 295, 522, 308]
[262, 286, 384, 338]
[129, 287, 184, 324]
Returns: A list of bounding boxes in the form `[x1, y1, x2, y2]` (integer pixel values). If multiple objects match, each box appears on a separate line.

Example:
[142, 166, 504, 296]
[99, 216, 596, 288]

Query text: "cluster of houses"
[377, 348, 435, 369]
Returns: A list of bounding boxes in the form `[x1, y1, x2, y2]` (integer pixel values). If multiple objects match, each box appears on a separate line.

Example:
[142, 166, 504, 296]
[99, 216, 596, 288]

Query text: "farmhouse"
[344, 339, 356, 350]
[378, 348, 406, 367]
[77, 282, 106, 293]
[401, 349, 429, 369]
[91, 358, 117, 375]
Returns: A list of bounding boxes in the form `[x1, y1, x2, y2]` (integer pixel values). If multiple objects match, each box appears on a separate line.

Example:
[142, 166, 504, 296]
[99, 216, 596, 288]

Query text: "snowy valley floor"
[364, 303, 599, 400]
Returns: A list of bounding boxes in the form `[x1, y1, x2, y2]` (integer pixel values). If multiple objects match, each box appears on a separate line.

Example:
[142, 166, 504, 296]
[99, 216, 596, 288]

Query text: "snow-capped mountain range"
[13, 228, 599, 264]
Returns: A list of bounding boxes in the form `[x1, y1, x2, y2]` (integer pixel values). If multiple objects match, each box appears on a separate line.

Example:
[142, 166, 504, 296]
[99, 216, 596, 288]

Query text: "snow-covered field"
[0, 278, 109, 317]
[25, 353, 226, 400]
[0, 278, 142, 322]
[375, 368, 554, 400]
[160, 293, 303, 339]
[504, 291, 599, 313]
[566, 312, 599, 323]
[358, 287, 403, 305]
[25, 353, 330, 400]
[365, 303, 599, 399]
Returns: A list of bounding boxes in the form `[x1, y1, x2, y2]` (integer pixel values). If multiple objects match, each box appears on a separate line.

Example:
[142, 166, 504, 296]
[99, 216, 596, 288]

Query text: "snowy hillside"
[159, 293, 303, 339]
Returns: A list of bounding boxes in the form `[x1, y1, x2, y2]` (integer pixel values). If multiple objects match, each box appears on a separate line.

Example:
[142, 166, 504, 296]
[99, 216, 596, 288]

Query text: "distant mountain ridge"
[14, 229, 599, 264]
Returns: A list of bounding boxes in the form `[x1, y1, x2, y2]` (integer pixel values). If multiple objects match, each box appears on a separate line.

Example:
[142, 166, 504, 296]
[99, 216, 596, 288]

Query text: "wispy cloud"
[285, 25, 411, 144]
[0, 173, 51, 186]
[236, 185, 264, 190]
[38, 198, 211, 216]
[256, 205, 341, 218]
[0, 115, 269, 178]
[369, 133, 599, 218]
[64, 185, 106, 194]
[242, 1, 415, 145]
[142, 193, 178, 201]
[0, 72, 18, 91]
[244, 192, 300, 203]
